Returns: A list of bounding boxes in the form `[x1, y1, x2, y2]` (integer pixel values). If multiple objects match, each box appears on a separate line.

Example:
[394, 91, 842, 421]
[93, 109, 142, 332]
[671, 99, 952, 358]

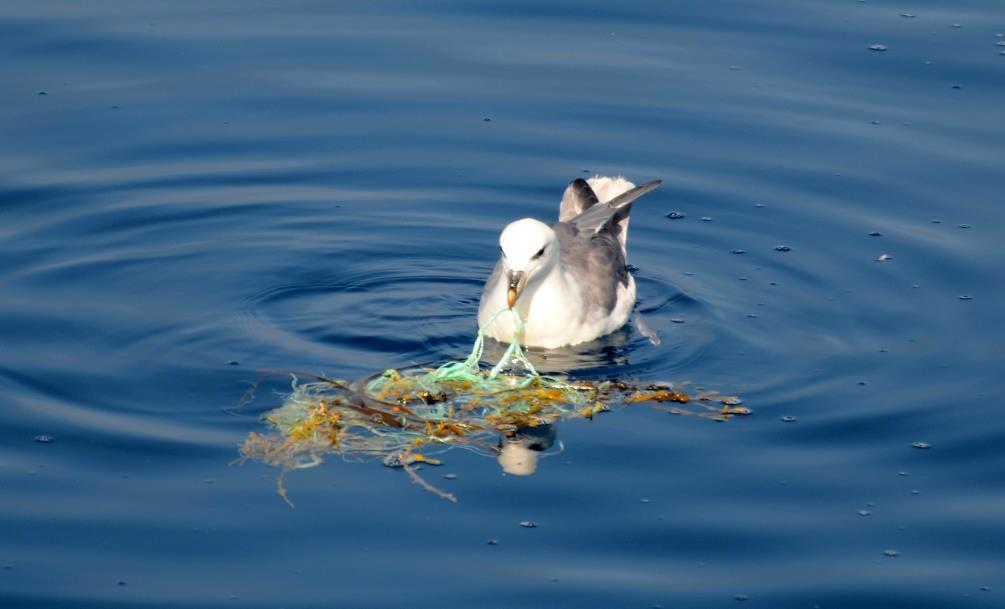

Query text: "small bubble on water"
[912, 441, 930, 449]
[858, 509, 872, 517]
[774, 245, 791, 252]
[519, 520, 537, 528]
[869, 231, 882, 237]
[486, 539, 499, 545]
[640, 498, 651, 503]
[683, 271, 694, 276]
[700, 216, 712, 221]
[883, 549, 899, 557]
[930, 219, 941, 224]
[958, 294, 973, 301]
[900, 13, 915, 18]
[738, 276, 748, 281]
[754, 203, 765, 208]
[666, 211, 685, 219]
[996, 33, 1004, 38]
[228, 360, 240, 366]
[911, 489, 920, 495]
[958, 223, 971, 229]
[996, 41, 1005, 47]
[734, 594, 749, 601]
[781, 415, 797, 423]
[670, 318, 685, 324]
[899, 471, 909, 476]
[443, 473, 457, 480]
[728, 65, 740, 71]
[869, 44, 888, 51]
[33, 434, 54, 443]
[951, 23, 962, 28]
[875, 253, 892, 262]
[746, 313, 758, 318]
[731, 248, 746, 255]
[482, 117, 492, 122]
[870, 120, 881, 125]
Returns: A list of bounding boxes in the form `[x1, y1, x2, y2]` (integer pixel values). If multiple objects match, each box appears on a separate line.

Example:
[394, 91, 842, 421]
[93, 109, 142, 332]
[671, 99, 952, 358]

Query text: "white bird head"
[498, 218, 559, 308]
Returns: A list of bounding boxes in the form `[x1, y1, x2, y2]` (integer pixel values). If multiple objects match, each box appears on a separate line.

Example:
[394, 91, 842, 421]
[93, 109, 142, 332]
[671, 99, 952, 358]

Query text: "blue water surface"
[2, 1, 1004, 607]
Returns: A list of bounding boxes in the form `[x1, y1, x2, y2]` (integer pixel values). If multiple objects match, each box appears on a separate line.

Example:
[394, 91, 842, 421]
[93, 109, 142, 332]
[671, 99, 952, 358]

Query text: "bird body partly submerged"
[478, 176, 661, 349]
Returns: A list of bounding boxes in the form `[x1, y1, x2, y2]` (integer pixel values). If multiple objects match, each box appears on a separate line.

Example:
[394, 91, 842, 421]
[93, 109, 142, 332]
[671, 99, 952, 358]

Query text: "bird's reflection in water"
[497, 423, 558, 476]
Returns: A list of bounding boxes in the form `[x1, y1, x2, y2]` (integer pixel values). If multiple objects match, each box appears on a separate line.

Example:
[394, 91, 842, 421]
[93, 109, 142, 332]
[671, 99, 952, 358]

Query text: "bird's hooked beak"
[506, 270, 525, 308]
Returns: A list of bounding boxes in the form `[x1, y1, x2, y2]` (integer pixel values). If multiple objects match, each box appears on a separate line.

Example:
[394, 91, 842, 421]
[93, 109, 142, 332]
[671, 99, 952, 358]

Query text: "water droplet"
[33, 434, 54, 443]
[958, 223, 971, 229]
[858, 509, 872, 516]
[682, 271, 694, 276]
[700, 216, 712, 221]
[228, 360, 240, 366]
[640, 498, 651, 503]
[900, 13, 915, 18]
[898, 471, 908, 476]
[486, 539, 499, 545]
[911, 489, 920, 495]
[738, 276, 748, 281]
[519, 520, 537, 528]
[731, 249, 746, 255]
[670, 318, 685, 324]
[869, 231, 882, 237]
[746, 313, 758, 318]
[781, 415, 796, 423]
[883, 549, 899, 557]
[951, 23, 962, 28]
[931, 219, 941, 224]
[958, 294, 973, 301]
[728, 65, 740, 71]
[869, 44, 888, 51]
[875, 254, 892, 262]
[735, 594, 749, 601]
[774, 245, 791, 252]
[482, 117, 492, 122]
[912, 441, 930, 449]
[666, 211, 685, 219]
[443, 473, 457, 480]
[870, 120, 881, 125]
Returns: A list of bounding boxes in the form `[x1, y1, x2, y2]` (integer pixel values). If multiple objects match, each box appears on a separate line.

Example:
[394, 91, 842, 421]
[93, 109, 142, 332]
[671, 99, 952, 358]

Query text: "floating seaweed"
[238, 308, 747, 505]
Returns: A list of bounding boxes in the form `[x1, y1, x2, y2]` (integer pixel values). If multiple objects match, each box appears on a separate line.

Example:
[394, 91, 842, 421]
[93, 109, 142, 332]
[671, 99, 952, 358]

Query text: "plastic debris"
[239, 307, 746, 503]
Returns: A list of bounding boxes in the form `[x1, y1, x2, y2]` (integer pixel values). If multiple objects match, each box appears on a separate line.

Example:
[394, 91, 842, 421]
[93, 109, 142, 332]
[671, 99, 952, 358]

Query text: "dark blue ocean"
[2, 1, 1004, 607]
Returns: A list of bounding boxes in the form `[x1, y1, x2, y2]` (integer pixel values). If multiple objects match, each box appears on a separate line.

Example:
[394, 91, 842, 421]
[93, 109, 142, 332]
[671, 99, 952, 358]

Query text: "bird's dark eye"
[532, 247, 545, 260]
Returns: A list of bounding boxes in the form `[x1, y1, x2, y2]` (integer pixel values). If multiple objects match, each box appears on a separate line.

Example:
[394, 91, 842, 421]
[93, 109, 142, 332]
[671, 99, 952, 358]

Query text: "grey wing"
[567, 180, 662, 236]
[555, 222, 629, 315]
[558, 178, 600, 222]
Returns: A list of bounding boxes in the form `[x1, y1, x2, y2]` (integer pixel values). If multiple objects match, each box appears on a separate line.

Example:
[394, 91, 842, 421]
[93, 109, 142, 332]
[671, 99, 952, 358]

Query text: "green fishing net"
[239, 308, 748, 504]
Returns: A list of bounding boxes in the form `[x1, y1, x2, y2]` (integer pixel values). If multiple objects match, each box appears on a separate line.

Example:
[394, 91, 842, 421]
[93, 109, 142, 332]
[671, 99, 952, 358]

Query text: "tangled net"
[239, 308, 749, 505]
